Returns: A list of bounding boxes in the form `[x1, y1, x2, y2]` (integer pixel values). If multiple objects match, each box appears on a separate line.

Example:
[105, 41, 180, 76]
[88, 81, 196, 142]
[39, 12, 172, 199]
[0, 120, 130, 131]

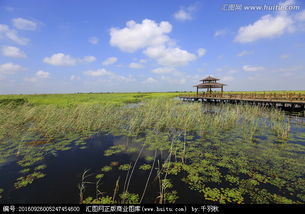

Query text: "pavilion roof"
[193, 82, 226, 88]
[200, 75, 220, 82]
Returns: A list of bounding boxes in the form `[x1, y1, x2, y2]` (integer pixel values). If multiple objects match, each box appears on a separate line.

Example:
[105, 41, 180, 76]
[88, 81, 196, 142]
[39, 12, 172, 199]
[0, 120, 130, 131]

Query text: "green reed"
[1, 97, 303, 204]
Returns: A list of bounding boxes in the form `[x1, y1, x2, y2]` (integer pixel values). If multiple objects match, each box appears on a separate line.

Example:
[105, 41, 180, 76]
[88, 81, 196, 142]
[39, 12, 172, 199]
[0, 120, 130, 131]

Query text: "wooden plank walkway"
[179, 93, 305, 111]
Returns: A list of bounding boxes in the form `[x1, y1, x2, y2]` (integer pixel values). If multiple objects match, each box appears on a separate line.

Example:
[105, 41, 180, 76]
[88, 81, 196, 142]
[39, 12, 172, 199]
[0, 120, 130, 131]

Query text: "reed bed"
[1, 97, 303, 204]
[0, 98, 291, 145]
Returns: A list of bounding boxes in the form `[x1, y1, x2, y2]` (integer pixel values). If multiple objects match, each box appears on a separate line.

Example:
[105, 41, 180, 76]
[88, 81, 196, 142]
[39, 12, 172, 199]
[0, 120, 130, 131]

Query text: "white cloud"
[174, 4, 198, 21]
[235, 14, 293, 43]
[144, 45, 196, 67]
[43, 53, 96, 66]
[70, 75, 80, 81]
[5, 7, 15, 12]
[116, 75, 135, 83]
[110, 19, 172, 52]
[160, 75, 187, 85]
[143, 77, 156, 84]
[24, 70, 50, 82]
[83, 68, 135, 83]
[83, 56, 96, 63]
[295, 10, 305, 21]
[227, 69, 238, 74]
[174, 9, 192, 21]
[234, 0, 305, 43]
[280, 54, 290, 59]
[271, 65, 304, 73]
[222, 76, 235, 82]
[1, 46, 26, 58]
[36, 70, 50, 78]
[214, 29, 226, 37]
[0, 24, 28, 45]
[43, 53, 77, 66]
[129, 62, 144, 69]
[24, 77, 37, 82]
[0, 62, 25, 75]
[151, 67, 176, 74]
[110, 19, 199, 67]
[88, 36, 99, 45]
[83, 68, 113, 77]
[197, 48, 206, 57]
[242, 65, 265, 72]
[12, 18, 38, 31]
[102, 57, 117, 66]
[237, 50, 253, 57]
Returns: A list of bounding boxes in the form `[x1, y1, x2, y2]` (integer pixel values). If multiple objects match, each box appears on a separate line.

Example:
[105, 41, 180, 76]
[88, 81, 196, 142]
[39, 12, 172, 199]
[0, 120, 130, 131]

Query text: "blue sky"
[0, 0, 305, 94]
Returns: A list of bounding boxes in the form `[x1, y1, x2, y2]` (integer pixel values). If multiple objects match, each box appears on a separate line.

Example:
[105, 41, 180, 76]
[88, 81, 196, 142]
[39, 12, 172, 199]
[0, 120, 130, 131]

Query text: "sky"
[0, 0, 305, 94]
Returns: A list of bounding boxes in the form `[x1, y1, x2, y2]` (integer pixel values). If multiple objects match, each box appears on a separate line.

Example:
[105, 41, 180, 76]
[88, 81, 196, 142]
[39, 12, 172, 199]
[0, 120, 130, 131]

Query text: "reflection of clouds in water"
[0, 156, 16, 169]
[85, 134, 116, 150]
[111, 135, 166, 162]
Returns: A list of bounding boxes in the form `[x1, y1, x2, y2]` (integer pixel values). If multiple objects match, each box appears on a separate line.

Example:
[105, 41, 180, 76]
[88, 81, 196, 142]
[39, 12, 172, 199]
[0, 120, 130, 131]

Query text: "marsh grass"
[79, 169, 92, 203]
[0, 97, 290, 144]
[0, 92, 183, 106]
[1, 96, 304, 204]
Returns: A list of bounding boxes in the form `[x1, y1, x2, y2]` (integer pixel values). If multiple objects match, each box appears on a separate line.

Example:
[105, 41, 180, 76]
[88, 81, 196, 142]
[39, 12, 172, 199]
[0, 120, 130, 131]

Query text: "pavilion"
[193, 76, 226, 95]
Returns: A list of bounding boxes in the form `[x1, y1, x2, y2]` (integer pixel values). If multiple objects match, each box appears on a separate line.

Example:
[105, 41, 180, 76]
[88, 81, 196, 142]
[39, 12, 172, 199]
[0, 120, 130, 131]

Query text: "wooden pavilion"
[193, 76, 226, 95]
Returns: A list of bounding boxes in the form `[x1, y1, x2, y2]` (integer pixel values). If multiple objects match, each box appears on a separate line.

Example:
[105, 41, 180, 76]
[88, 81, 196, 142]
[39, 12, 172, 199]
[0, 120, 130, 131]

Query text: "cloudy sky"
[0, 0, 305, 94]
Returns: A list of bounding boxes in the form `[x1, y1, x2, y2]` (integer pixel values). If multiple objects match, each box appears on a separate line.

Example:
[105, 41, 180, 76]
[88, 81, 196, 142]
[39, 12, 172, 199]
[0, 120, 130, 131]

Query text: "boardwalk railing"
[179, 92, 305, 102]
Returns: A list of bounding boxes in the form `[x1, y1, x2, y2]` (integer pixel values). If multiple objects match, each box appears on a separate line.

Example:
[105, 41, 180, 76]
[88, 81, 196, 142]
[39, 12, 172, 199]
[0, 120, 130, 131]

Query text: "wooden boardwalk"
[179, 93, 305, 111]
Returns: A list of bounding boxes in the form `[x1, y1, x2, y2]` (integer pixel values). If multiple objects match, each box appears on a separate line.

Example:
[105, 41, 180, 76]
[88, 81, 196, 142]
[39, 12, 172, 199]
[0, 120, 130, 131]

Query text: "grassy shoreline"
[1, 91, 305, 106]
[0, 92, 184, 106]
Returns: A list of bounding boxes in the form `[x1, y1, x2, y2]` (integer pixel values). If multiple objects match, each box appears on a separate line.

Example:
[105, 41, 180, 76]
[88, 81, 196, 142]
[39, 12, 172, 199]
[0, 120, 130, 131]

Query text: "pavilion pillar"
[196, 87, 198, 95]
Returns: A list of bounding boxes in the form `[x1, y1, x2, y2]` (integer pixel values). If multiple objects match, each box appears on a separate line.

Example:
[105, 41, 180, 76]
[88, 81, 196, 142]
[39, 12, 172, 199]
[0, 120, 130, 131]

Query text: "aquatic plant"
[78, 169, 92, 203]
[82, 196, 113, 204]
[95, 174, 104, 179]
[119, 192, 140, 204]
[14, 172, 46, 189]
[139, 164, 151, 171]
[1, 95, 305, 204]
[118, 164, 131, 171]
[101, 166, 112, 172]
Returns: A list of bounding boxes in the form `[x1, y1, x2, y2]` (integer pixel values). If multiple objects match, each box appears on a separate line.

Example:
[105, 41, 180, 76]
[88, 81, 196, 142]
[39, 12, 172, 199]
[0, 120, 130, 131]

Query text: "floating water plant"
[139, 164, 151, 171]
[118, 164, 131, 171]
[119, 192, 140, 204]
[14, 172, 46, 189]
[95, 174, 104, 179]
[34, 164, 47, 171]
[101, 166, 112, 172]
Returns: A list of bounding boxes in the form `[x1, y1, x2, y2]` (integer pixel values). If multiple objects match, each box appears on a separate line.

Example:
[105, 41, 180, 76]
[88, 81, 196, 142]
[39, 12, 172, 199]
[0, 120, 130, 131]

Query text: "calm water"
[0, 134, 205, 203]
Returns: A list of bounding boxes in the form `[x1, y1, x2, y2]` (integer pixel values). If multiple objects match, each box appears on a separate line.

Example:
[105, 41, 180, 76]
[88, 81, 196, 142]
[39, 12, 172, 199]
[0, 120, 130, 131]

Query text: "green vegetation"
[95, 174, 104, 179]
[139, 164, 151, 171]
[15, 172, 46, 189]
[118, 164, 131, 171]
[0, 92, 305, 204]
[0, 92, 183, 106]
[101, 166, 112, 172]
